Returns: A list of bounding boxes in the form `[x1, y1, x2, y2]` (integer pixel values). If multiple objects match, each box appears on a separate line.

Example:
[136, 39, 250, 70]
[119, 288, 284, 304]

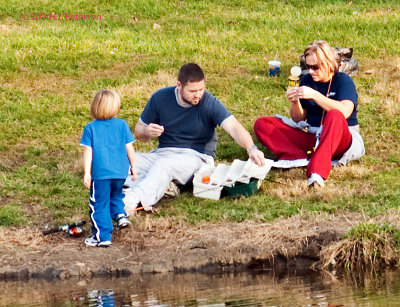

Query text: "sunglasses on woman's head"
[306, 64, 320, 71]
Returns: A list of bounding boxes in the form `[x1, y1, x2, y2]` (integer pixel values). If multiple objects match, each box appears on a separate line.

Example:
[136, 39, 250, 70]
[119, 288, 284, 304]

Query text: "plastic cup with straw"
[268, 50, 281, 77]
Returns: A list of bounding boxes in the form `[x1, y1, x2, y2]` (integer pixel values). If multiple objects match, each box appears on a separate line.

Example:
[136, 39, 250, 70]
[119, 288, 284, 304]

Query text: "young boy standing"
[80, 89, 137, 247]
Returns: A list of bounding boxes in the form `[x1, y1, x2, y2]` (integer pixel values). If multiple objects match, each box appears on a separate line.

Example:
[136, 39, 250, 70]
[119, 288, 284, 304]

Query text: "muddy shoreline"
[0, 213, 361, 281]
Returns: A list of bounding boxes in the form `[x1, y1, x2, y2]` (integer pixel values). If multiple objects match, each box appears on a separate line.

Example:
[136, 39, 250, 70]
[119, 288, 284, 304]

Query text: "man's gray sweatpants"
[124, 147, 213, 207]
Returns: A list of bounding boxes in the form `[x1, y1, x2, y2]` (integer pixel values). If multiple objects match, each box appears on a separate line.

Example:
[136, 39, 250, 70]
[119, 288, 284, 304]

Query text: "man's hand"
[134, 122, 165, 142]
[146, 123, 164, 138]
[222, 116, 266, 167]
[248, 147, 265, 167]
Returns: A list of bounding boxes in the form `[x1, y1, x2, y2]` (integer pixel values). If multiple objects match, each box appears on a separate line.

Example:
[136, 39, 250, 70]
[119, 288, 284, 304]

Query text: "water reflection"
[0, 269, 400, 306]
[87, 289, 116, 306]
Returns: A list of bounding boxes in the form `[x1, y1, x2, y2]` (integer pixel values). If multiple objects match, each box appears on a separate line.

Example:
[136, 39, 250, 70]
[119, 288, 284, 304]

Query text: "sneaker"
[85, 236, 112, 247]
[164, 181, 180, 197]
[308, 173, 325, 187]
[116, 214, 131, 228]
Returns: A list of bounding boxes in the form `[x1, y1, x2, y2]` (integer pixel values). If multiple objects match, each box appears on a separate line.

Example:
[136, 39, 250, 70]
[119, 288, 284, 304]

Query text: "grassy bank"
[0, 0, 399, 237]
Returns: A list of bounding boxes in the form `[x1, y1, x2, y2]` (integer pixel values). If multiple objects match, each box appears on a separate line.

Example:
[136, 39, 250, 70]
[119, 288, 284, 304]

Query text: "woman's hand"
[297, 86, 318, 100]
[287, 87, 307, 122]
[286, 87, 299, 104]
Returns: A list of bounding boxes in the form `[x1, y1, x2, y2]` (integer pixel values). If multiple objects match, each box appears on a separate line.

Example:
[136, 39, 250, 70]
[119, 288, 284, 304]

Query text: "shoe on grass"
[123, 189, 140, 214]
[85, 236, 111, 247]
[308, 173, 325, 188]
[116, 214, 131, 228]
[164, 181, 180, 197]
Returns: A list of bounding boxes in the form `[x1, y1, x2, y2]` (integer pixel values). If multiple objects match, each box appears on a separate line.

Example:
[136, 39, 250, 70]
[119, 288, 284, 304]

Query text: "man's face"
[177, 80, 205, 106]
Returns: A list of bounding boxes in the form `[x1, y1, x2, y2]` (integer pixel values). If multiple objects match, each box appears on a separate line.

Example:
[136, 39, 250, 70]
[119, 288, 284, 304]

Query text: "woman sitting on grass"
[254, 40, 365, 187]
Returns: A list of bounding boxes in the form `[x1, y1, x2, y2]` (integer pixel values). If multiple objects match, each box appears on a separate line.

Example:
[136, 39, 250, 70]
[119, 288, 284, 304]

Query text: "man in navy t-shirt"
[124, 63, 265, 212]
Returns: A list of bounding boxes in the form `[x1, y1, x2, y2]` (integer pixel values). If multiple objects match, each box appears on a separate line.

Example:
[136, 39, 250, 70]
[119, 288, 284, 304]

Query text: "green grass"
[318, 222, 400, 271]
[0, 203, 28, 226]
[347, 223, 400, 247]
[0, 0, 400, 226]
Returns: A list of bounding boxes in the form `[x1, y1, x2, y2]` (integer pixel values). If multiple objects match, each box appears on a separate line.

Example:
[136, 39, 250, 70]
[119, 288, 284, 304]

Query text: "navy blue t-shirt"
[80, 118, 135, 180]
[300, 72, 358, 127]
[140, 86, 232, 157]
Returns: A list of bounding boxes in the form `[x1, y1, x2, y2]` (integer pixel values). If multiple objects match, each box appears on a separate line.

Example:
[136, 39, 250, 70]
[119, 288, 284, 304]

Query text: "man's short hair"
[178, 63, 205, 86]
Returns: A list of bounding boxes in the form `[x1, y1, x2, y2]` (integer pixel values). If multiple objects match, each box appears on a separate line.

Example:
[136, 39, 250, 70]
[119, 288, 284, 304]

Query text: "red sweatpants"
[253, 109, 352, 179]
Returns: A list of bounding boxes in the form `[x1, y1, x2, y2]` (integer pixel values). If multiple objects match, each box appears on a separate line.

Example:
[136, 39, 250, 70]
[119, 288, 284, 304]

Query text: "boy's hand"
[83, 173, 91, 189]
[131, 168, 138, 181]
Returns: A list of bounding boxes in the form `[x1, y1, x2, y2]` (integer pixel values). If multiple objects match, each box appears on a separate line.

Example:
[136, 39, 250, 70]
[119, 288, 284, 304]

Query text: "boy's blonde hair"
[90, 89, 120, 120]
[304, 41, 341, 75]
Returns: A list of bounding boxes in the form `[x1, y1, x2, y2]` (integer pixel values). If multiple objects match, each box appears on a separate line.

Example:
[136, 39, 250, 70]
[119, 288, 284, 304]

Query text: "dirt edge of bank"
[0, 213, 362, 281]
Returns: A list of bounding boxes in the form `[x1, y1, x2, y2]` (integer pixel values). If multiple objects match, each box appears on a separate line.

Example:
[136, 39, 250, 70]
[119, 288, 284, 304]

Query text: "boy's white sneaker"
[116, 214, 131, 228]
[85, 236, 111, 247]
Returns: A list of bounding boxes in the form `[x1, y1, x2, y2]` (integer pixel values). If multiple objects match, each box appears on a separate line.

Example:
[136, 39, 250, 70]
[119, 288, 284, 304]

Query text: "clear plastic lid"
[290, 66, 302, 76]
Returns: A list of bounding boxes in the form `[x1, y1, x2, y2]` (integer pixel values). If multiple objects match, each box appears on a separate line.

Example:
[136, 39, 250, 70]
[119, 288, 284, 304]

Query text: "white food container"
[193, 159, 273, 200]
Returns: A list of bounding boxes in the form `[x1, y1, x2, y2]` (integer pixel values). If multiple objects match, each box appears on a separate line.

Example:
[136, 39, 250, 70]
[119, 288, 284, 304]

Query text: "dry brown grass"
[266, 165, 372, 202]
[0, 226, 45, 248]
[318, 233, 399, 272]
[364, 8, 397, 17]
[0, 149, 25, 172]
[2, 73, 78, 98]
[332, 163, 372, 179]
[82, 54, 148, 81]
[121, 211, 361, 260]
[3, 211, 400, 276]
[1, 54, 149, 102]
[266, 168, 309, 198]
[0, 19, 38, 35]
[0, 24, 14, 35]
[363, 130, 400, 161]
[359, 55, 400, 116]
[116, 70, 176, 104]
[317, 217, 400, 272]
[375, 208, 400, 226]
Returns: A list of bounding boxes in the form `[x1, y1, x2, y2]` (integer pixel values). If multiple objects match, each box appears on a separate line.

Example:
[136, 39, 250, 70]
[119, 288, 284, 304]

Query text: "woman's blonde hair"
[304, 41, 341, 75]
[90, 89, 120, 120]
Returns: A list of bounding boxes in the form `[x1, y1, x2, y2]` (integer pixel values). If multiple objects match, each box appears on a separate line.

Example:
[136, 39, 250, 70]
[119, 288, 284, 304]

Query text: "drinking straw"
[274, 50, 278, 61]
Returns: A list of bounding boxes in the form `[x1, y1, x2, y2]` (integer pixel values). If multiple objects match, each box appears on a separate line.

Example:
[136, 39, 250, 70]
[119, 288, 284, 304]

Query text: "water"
[1, 269, 400, 306]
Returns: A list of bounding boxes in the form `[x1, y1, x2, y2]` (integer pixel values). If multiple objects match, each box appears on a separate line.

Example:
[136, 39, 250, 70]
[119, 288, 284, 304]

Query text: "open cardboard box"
[193, 158, 273, 200]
